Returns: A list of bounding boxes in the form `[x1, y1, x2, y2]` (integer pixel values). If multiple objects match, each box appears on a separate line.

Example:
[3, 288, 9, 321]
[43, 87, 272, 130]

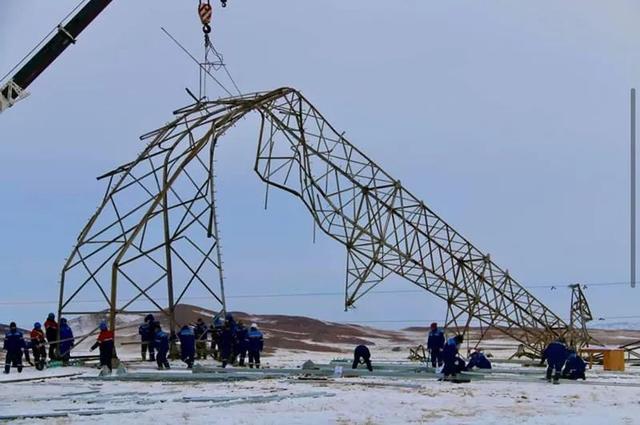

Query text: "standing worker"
[153, 323, 170, 370]
[542, 337, 568, 384]
[58, 318, 74, 366]
[178, 325, 196, 369]
[211, 316, 224, 360]
[426, 322, 445, 368]
[219, 321, 236, 368]
[3, 322, 27, 374]
[247, 323, 264, 369]
[138, 314, 156, 362]
[194, 318, 209, 360]
[352, 344, 373, 371]
[44, 313, 59, 361]
[90, 321, 115, 373]
[30, 322, 47, 370]
[236, 321, 249, 367]
[441, 335, 465, 378]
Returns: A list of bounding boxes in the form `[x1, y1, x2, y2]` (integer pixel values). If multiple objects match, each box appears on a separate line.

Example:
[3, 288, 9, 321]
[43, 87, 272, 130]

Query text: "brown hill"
[174, 304, 412, 354]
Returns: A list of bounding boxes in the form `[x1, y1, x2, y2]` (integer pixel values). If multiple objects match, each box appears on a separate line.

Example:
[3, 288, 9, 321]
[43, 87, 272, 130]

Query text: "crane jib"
[1, 0, 113, 101]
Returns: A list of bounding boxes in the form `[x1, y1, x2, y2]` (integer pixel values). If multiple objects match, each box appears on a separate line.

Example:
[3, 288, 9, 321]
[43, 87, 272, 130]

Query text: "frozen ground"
[1, 344, 640, 425]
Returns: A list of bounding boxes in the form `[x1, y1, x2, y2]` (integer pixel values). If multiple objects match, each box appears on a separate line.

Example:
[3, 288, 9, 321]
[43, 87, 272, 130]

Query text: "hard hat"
[99, 321, 108, 331]
[47, 313, 55, 320]
[34, 322, 42, 329]
[251, 323, 258, 329]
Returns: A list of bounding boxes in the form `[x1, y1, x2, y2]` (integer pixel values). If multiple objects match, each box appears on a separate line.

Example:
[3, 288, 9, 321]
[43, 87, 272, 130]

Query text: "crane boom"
[0, 0, 113, 113]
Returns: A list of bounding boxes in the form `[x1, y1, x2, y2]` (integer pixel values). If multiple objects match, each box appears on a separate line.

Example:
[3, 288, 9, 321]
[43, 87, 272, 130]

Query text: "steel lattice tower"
[60, 87, 580, 354]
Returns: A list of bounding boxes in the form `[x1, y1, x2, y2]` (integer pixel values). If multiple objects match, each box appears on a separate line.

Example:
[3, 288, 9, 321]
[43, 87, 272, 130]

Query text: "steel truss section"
[567, 284, 595, 348]
[61, 87, 573, 354]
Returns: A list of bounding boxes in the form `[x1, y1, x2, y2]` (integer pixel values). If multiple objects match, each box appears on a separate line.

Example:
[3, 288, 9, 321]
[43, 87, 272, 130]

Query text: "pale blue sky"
[1, 0, 639, 329]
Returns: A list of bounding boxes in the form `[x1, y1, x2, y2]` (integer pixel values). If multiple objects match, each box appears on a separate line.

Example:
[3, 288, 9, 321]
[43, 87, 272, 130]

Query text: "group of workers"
[136, 312, 265, 370]
[425, 323, 492, 377]
[2, 314, 588, 382]
[351, 322, 586, 385]
[2, 313, 75, 374]
[542, 336, 586, 384]
[351, 323, 492, 378]
[2, 311, 266, 374]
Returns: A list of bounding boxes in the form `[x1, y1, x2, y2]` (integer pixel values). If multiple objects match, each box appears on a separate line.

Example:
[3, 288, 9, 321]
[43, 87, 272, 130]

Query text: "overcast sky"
[1, 0, 639, 330]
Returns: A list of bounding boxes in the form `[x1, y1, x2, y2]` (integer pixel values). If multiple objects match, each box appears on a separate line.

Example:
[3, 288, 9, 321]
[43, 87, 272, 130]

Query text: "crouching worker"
[466, 350, 492, 370]
[441, 335, 465, 378]
[352, 344, 373, 372]
[3, 322, 27, 374]
[59, 318, 74, 366]
[562, 350, 586, 380]
[91, 321, 115, 373]
[247, 323, 264, 369]
[178, 325, 195, 369]
[154, 323, 170, 370]
[30, 322, 47, 370]
[542, 337, 568, 384]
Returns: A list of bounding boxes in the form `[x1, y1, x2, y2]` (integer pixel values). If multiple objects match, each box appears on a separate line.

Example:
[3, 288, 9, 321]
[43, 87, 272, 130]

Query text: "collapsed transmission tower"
[567, 284, 595, 348]
[60, 87, 578, 354]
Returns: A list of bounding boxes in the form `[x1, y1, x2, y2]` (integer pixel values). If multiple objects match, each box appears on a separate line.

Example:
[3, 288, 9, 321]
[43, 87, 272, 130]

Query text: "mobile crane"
[0, 0, 223, 113]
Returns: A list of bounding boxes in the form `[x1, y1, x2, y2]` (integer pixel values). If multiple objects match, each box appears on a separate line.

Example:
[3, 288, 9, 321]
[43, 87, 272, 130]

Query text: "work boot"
[17, 366, 23, 373]
[3, 366, 9, 374]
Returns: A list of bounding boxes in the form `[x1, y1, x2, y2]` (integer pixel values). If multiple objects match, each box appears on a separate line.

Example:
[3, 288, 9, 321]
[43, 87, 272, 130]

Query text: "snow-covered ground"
[2, 343, 640, 425]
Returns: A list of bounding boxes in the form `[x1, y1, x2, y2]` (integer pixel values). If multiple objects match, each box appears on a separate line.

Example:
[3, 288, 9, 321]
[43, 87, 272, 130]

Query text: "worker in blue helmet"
[58, 318, 74, 366]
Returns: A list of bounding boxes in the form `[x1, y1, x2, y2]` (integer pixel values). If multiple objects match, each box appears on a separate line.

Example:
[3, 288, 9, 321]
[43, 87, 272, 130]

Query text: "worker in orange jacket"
[91, 321, 115, 372]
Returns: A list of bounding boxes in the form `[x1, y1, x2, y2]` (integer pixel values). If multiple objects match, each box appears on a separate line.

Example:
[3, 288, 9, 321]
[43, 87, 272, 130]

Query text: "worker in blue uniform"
[562, 349, 586, 380]
[426, 322, 445, 368]
[178, 325, 196, 369]
[138, 314, 156, 361]
[3, 322, 27, 374]
[465, 350, 492, 370]
[219, 321, 236, 368]
[441, 335, 465, 378]
[352, 344, 373, 372]
[542, 337, 568, 384]
[58, 318, 74, 366]
[236, 322, 249, 367]
[247, 323, 264, 369]
[153, 323, 170, 370]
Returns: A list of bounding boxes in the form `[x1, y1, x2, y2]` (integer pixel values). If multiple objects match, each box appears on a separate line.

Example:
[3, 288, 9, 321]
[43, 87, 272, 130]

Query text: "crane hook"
[221, 0, 227, 7]
[198, 1, 213, 34]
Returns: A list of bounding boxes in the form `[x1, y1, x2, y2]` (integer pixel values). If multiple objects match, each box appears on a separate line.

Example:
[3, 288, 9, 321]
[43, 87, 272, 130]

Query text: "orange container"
[602, 349, 625, 371]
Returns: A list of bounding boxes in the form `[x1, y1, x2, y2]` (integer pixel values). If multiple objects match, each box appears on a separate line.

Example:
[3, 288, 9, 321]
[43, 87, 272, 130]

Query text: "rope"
[160, 27, 233, 97]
